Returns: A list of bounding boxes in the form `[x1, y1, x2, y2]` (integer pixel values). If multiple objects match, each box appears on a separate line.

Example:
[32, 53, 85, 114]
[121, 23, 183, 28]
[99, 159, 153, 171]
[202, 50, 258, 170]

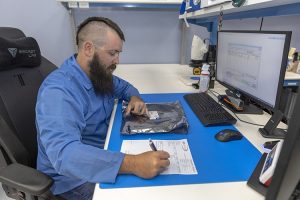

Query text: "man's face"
[89, 53, 114, 95]
[89, 29, 123, 95]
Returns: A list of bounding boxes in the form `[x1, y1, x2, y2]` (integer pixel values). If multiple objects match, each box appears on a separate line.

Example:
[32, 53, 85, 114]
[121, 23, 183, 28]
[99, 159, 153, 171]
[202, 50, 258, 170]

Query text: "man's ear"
[82, 41, 95, 58]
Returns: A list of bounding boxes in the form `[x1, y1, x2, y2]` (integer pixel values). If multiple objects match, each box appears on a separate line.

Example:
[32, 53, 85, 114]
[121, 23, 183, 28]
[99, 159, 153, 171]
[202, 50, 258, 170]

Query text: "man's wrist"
[130, 95, 141, 101]
[119, 154, 136, 174]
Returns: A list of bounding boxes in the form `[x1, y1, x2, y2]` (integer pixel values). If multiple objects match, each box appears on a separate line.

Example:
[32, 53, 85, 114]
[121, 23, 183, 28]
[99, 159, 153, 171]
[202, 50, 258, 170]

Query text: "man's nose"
[113, 55, 119, 64]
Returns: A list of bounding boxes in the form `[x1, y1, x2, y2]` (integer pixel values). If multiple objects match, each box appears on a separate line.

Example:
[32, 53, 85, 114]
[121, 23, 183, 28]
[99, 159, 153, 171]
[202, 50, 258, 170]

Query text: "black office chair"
[0, 27, 60, 200]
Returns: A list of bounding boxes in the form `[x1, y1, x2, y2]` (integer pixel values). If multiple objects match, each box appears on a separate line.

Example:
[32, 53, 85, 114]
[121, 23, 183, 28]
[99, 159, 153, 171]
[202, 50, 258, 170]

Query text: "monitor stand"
[259, 110, 287, 139]
[259, 128, 286, 139]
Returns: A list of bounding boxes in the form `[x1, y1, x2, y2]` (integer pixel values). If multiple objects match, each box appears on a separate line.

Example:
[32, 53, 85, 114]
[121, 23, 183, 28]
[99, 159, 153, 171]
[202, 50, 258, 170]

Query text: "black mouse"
[215, 129, 243, 142]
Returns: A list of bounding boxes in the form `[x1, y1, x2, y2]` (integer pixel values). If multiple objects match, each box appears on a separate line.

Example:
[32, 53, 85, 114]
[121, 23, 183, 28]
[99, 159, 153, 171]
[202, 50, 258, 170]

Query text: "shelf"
[57, 0, 182, 9]
[179, 0, 300, 23]
[58, 0, 181, 4]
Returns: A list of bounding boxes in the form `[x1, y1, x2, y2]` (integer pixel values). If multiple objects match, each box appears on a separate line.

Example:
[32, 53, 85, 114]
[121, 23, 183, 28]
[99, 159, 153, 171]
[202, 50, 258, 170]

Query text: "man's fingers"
[126, 101, 147, 116]
[131, 103, 146, 115]
[158, 159, 170, 173]
[125, 104, 132, 115]
[133, 104, 141, 114]
[141, 106, 147, 116]
[145, 109, 149, 117]
[157, 151, 170, 159]
[159, 159, 170, 167]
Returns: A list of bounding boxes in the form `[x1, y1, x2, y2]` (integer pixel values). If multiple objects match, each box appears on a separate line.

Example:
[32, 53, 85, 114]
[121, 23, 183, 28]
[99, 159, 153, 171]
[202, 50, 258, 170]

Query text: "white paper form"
[121, 139, 198, 175]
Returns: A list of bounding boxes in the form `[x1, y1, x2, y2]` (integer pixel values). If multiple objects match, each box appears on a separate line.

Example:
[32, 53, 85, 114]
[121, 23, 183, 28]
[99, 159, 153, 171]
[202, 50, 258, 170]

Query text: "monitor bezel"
[215, 30, 292, 111]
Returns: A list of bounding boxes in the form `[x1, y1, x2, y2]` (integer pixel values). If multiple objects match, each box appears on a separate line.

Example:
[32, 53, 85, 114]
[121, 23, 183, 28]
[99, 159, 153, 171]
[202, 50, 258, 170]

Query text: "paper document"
[121, 139, 198, 175]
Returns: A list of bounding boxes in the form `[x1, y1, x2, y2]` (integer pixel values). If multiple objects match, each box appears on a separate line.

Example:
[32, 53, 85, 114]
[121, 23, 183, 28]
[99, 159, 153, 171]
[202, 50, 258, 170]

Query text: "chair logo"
[8, 48, 17, 58]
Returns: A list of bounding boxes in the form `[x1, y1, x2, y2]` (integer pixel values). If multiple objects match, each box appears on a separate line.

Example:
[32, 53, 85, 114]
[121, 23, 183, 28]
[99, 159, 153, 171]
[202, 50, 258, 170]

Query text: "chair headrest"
[0, 36, 41, 71]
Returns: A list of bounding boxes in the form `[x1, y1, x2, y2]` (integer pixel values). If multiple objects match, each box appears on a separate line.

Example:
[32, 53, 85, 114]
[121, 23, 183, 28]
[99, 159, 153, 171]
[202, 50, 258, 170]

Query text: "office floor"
[0, 184, 13, 200]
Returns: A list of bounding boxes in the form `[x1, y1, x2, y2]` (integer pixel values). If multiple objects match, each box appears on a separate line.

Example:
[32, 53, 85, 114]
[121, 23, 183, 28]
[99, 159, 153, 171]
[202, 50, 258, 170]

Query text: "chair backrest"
[0, 27, 56, 169]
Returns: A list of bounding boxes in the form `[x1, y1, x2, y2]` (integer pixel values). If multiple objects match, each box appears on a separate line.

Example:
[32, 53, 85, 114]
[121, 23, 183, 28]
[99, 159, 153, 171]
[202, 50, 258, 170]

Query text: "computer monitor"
[216, 30, 291, 114]
[265, 92, 300, 200]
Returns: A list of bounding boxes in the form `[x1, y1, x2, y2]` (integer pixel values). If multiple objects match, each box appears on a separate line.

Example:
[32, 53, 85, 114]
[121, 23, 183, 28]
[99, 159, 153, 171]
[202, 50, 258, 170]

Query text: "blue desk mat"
[100, 93, 261, 189]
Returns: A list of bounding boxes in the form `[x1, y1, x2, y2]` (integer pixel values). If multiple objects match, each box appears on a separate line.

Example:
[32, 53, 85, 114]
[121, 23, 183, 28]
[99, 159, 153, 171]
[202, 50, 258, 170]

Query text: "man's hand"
[125, 96, 148, 116]
[119, 151, 170, 179]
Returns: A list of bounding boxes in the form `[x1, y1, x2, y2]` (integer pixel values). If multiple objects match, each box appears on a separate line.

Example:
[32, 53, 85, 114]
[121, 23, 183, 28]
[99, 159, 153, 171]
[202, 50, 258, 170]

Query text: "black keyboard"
[184, 93, 237, 126]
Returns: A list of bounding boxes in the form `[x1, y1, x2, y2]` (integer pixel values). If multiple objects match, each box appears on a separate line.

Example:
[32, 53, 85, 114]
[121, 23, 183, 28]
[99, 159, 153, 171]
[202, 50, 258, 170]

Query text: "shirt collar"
[70, 54, 93, 90]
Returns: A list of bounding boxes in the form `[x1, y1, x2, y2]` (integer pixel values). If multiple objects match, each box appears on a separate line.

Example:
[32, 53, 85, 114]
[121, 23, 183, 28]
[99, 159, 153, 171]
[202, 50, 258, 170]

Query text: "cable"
[218, 6, 224, 31]
[209, 89, 265, 126]
[231, 111, 264, 126]
[259, 17, 264, 31]
[208, 89, 221, 97]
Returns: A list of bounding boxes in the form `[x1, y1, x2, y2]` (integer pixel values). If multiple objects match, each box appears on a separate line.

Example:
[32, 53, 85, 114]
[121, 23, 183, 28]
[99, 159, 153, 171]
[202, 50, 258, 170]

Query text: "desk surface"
[285, 71, 300, 80]
[93, 64, 287, 200]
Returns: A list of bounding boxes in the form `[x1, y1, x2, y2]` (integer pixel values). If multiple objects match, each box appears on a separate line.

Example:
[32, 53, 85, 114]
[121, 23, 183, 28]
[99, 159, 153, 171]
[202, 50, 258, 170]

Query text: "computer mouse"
[215, 129, 243, 142]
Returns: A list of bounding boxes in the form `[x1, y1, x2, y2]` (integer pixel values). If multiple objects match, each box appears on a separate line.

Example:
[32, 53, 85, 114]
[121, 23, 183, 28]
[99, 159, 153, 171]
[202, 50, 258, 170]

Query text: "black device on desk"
[247, 89, 300, 200]
[216, 30, 291, 138]
[263, 140, 280, 150]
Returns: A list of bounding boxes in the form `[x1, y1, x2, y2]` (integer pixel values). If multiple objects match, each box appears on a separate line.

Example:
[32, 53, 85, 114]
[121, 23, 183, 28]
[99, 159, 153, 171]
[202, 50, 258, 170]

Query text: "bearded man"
[36, 17, 170, 200]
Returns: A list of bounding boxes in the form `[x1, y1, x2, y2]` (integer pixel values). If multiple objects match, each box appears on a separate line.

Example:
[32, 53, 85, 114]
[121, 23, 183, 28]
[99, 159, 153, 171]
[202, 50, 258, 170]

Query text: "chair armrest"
[0, 163, 53, 195]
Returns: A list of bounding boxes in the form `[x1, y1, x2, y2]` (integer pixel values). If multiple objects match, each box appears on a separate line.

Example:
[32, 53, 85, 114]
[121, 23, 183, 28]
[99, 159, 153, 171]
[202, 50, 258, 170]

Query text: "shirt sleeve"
[36, 83, 124, 183]
[113, 75, 140, 101]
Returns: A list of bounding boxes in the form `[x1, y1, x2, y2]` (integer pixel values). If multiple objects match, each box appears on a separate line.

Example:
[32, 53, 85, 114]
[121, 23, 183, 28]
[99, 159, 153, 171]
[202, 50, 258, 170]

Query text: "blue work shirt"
[36, 55, 140, 195]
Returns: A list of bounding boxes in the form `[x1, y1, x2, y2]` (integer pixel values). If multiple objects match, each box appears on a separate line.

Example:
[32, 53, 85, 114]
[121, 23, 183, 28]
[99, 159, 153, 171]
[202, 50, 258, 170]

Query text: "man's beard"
[89, 54, 116, 95]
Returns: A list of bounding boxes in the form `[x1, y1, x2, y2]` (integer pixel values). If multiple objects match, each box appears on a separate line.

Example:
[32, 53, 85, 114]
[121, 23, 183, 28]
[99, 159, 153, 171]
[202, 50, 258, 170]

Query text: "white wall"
[0, 0, 75, 66]
[222, 14, 300, 50]
[183, 14, 300, 64]
[1, 2, 299, 69]
[73, 7, 182, 64]
[0, 1, 74, 199]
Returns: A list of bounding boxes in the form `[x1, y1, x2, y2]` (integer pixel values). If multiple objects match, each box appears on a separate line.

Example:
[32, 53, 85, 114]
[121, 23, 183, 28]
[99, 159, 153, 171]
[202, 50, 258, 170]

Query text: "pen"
[149, 139, 157, 151]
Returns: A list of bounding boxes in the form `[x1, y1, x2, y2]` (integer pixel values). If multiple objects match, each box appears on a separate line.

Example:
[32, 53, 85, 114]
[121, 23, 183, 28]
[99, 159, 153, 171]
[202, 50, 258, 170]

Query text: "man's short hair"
[76, 16, 125, 47]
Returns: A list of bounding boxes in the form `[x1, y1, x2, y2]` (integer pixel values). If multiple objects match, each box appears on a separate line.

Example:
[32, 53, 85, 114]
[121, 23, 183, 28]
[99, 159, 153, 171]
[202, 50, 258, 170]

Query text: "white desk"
[92, 64, 287, 200]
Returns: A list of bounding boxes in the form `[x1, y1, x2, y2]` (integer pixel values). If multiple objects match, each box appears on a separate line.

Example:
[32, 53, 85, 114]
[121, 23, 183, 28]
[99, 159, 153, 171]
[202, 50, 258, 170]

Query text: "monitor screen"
[216, 30, 291, 110]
